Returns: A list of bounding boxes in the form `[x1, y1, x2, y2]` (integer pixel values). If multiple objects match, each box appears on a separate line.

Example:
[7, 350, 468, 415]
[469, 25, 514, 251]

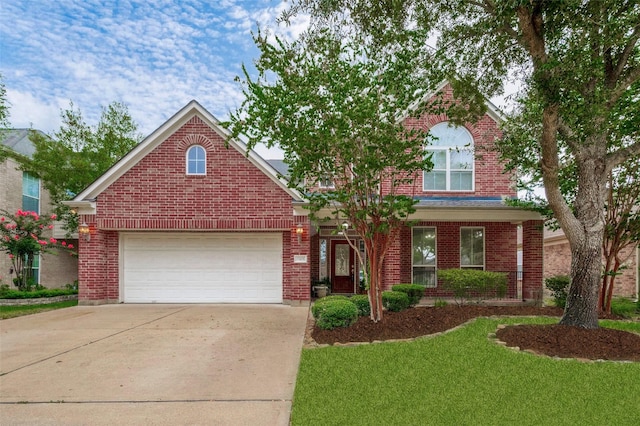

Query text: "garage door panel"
[122, 233, 283, 303]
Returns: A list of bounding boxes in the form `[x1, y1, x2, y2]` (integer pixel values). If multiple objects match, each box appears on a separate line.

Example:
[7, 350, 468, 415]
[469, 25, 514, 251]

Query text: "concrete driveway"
[0, 304, 309, 425]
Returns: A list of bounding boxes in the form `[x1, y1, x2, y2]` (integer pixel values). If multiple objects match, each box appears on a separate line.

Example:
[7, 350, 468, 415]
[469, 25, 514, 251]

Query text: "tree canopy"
[287, 0, 640, 328]
[26, 101, 142, 231]
[225, 28, 436, 320]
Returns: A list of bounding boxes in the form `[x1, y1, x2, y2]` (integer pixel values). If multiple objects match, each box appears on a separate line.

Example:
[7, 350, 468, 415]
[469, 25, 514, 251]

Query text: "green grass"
[0, 299, 78, 319]
[292, 317, 640, 425]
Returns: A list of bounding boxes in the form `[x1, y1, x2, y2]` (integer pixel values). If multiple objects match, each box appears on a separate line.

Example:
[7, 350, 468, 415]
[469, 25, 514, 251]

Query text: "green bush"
[438, 269, 508, 305]
[391, 284, 425, 306]
[610, 298, 637, 318]
[311, 295, 350, 319]
[349, 294, 371, 317]
[382, 291, 410, 312]
[314, 298, 359, 330]
[545, 275, 570, 308]
[0, 287, 78, 299]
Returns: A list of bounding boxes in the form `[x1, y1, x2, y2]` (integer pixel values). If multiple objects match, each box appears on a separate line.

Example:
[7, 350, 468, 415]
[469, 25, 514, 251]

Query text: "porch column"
[522, 220, 544, 305]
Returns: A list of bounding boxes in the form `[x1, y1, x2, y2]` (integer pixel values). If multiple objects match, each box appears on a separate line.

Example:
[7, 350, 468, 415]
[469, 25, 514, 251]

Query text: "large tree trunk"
[561, 233, 602, 328]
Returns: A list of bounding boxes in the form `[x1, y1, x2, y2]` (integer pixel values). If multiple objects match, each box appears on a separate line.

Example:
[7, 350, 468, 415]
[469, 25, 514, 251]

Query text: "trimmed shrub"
[438, 269, 508, 305]
[382, 291, 410, 312]
[0, 287, 78, 299]
[610, 298, 637, 318]
[391, 284, 425, 306]
[545, 275, 570, 308]
[350, 294, 371, 317]
[311, 295, 350, 319]
[314, 298, 359, 330]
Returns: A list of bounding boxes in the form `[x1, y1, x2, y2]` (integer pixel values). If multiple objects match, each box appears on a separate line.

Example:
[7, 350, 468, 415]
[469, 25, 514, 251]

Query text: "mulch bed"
[309, 305, 640, 362]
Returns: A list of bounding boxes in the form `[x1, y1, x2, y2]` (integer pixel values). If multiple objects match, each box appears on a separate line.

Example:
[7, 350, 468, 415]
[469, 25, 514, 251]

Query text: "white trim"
[71, 100, 304, 203]
[460, 226, 485, 270]
[412, 226, 437, 288]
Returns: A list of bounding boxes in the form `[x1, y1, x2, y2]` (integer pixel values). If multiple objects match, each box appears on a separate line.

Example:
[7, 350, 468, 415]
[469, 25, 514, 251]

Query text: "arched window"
[423, 122, 474, 191]
[186, 145, 206, 175]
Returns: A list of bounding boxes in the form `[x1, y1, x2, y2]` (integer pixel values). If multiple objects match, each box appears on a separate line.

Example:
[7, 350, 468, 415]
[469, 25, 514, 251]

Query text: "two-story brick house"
[1, 129, 78, 288]
[68, 85, 543, 305]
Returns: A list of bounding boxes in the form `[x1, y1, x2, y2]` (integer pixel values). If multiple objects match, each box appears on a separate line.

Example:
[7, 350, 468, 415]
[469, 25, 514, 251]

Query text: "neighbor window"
[423, 122, 474, 191]
[22, 172, 40, 213]
[412, 227, 437, 287]
[460, 227, 484, 269]
[186, 145, 206, 175]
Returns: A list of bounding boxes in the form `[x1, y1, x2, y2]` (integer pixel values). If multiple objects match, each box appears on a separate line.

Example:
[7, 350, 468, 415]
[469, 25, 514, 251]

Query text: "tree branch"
[606, 140, 640, 172]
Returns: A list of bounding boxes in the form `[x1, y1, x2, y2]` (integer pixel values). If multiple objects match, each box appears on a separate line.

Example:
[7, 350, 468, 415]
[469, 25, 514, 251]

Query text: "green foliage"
[438, 269, 508, 306]
[382, 291, 410, 312]
[0, 209, 76, 291]
[391, 284, 425, 306]
[313, 298, 359, 330]
[225, 25, 438, 321]
[25, 101, 142, 233]
[545, 275, 571, 308]
[311, 295, 349, 319]
[610, 298, 638, 319]
[349, 294, 370, 317]
[433, 298, 448, 308]
[0, 73, 8, 128]
[0, 287, 77, 299]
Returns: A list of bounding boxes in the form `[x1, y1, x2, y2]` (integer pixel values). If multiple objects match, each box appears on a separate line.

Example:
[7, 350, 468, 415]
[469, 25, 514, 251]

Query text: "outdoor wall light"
[78, 222, 91, 242]
[296, 224, 304, 243]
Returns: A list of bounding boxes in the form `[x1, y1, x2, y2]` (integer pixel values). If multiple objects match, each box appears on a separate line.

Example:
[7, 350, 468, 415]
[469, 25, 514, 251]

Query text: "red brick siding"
[78, 116, 310, 304]
[382, 222, 521, 297]
[544, 240, 638, 299]
[401, 85, 515, 198]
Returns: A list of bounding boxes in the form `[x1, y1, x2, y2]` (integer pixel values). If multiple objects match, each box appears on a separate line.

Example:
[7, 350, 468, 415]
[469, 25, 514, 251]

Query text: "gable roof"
[1, 128, 48, 158]
[401, 80, 505, 124]
[68, 101, 304, 213]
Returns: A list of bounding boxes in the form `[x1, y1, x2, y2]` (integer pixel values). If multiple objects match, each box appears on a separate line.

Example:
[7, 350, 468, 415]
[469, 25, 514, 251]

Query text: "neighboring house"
[68, 85, 544, 306]
[544, 228, 639, 300]
[0, 129, 78, 288]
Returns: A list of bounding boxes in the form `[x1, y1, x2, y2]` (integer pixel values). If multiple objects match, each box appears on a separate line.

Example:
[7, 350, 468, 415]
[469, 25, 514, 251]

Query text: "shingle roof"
[413, 196, 514, 209]
[0, 129, 37, 158]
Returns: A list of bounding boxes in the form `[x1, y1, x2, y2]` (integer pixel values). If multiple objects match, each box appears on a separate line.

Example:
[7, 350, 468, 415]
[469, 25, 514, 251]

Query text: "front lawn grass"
[0, 299, 78, 319]
[292, 317, 640, 425]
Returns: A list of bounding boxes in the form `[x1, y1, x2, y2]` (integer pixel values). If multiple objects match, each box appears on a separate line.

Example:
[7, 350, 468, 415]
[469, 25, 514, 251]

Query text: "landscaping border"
[0, 295, 78, 306]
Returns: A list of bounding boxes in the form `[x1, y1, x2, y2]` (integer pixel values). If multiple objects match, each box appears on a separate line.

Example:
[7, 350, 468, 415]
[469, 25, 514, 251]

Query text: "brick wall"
[401, 84, 516, 198]
[78, 115, 310, 304]
[544, 239, 638, 299]
[381, 221, 522, 297]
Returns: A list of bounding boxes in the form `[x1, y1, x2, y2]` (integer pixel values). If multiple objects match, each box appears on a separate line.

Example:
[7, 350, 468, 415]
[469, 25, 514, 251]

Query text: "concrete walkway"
[0, 304, 309, 425]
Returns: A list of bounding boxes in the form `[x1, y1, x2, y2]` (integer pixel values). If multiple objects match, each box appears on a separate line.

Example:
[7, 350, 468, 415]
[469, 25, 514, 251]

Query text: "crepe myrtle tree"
[225, 29, 437, 321]
[286, 0, 640, 328]
[0, 210, 75, 291]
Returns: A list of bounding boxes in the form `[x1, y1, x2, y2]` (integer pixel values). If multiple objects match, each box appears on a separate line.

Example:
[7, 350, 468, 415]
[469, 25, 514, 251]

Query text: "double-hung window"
[186, 145, 206, 175]
[22, 172, 40, 213]
[424, 122, 474, 191]
[412, 227, 437, 287]
[460, 227, 485, 270]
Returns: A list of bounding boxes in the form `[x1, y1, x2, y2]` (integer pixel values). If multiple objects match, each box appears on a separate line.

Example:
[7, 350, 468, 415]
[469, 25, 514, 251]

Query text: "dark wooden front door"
[331, 240, 354, 293]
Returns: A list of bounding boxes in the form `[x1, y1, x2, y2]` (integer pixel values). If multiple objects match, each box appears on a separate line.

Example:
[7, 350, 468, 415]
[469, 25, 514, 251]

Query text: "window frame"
[423, 122, 475, 192]
[22, 172, 40, 214]
[412, 226, 437, 288]
[460, 226, 485, 270]
[186, 145, 206, 175]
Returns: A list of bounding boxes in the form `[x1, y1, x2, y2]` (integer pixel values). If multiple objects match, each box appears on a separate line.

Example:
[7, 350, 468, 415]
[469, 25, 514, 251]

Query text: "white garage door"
[122, 233, 283, 303]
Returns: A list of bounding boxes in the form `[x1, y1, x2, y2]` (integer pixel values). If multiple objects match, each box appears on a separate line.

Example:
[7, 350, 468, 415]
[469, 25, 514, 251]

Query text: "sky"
[0, 0, 308, 158]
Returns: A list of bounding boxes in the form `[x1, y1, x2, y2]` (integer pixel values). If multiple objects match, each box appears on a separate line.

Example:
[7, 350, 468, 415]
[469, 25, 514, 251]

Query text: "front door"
[331, 240, 354, 293]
